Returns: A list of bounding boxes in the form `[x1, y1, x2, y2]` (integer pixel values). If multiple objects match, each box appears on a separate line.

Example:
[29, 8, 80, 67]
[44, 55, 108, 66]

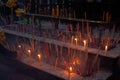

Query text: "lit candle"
[74, 38, 78, 46]
[27, 49, 31, 56]
[83, 40, 87, 49]
[105, 45, 108, 54]
[37, 54, 41, 61]
[69, 66, 72, 72]
[68, 66, 72, 80]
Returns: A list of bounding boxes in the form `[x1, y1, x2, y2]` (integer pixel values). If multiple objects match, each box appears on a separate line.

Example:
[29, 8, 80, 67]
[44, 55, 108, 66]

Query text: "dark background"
[0, 0, 120, 24]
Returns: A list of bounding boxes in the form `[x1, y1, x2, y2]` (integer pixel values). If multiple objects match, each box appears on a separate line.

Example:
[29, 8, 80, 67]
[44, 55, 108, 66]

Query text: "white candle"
[69, 66, 72, 80]
[105, 45, 108, 54]
[74, 38, 78, 46]
[37, 54, 41, 61]
[27, 49, 31, 56]
[83, 40, 87, 49]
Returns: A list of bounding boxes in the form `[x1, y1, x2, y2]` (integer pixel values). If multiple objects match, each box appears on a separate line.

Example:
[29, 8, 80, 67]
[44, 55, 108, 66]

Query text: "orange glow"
[27, 49, 31, 53]
[83, 40, 87, 48]
[74, 38, 77, 41]
[83, 40, 86, 45]
[76, 59, 80, 64]
[74, 38, 78, 46]
[73, 61, 76, 65]
[105, 45, 108, 51]
[71, 36, 74, 44]
[69, 66, 72, 72]
[27, 49, 31, 56]
[37, 54, 41, 60]
[73, 59, 80, 65]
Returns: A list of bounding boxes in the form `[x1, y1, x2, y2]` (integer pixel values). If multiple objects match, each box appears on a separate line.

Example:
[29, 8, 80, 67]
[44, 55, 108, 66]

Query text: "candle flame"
[83, 40, 86, 44]
[37, 54, 41, 59]
[73, 61, 76, 65]
[18, 45, 21, 48]
[83, 40, 87, 48]
[74, 38, 77, 41]
[105, 45, 108, 51]
[69, 66, 72, 72]
[27, 49, 31, 53]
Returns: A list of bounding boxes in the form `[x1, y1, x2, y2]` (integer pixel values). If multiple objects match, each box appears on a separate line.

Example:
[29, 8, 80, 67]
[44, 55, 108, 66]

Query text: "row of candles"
[73, 37, 108, 54]
[18, 44, 74, 80]
[18, 39, 107, 80]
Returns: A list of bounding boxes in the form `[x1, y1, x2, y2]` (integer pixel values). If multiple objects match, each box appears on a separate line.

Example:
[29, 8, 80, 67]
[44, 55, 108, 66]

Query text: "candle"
[74, 38, 78, 46]
[68, 66, 72, 80]
[83, 40, 87, 49]
[37, 54, 41, 61]
[105, 45, 108, 54]
[69, 66, 72, 72]
[27, 49, 31, 56]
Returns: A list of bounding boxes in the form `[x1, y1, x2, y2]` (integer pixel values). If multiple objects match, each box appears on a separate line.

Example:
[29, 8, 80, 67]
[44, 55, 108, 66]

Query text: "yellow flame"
[83, 40, 86, 44]
[74, 38, 77, 41]
[69, 66, 72, 72]
[27, 49, 31, 53]
[83, 40, 87, 48]
[105, 45, 108, 51]
[37, 54, 41, 60]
